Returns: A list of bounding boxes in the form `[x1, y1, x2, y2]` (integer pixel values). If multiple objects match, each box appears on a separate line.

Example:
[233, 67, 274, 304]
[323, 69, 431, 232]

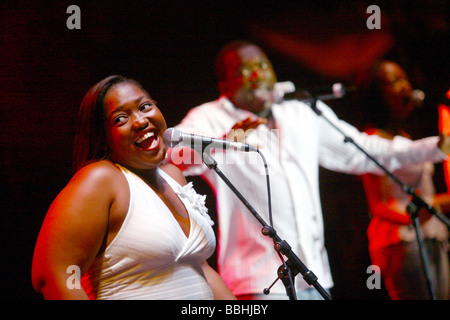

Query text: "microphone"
[274, 82, 355, 102]
[306, 82, 356, 100]
[273, 81, 296, 103]
[163, 128, 258, 152]
[410, 89, 425, 108]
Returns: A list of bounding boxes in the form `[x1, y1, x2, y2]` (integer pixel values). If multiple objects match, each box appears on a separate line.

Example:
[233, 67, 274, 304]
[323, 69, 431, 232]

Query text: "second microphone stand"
[306, 96, 450, 300]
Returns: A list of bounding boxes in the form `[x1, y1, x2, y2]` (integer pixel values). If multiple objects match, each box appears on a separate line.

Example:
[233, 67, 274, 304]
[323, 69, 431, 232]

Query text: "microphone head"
[273, 81, 296, 103]
[331, 83, 345, 98]
[410, 89, 425, 107]
[163, 128, 182, 148]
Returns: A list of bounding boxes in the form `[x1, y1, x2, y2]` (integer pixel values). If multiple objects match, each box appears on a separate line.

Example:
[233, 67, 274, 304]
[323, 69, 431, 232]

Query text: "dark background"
[1, 1, 448, 299]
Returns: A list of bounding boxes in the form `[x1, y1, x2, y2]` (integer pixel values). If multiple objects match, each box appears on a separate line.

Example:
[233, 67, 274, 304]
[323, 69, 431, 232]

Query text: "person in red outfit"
[360, 61, 449, 300]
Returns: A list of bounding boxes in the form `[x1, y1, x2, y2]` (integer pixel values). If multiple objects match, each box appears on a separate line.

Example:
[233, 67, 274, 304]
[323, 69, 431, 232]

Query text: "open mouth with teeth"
[135, 130, 160, 151]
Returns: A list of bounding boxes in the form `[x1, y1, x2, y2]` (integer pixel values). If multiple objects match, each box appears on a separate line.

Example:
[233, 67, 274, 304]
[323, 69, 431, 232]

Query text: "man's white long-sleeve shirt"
[173, 96, 445, 296]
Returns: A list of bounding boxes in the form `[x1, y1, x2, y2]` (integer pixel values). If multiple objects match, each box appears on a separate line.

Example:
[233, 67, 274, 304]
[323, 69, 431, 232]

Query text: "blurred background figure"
[168, 41, 450, 300]
[359, 61, 449, 300]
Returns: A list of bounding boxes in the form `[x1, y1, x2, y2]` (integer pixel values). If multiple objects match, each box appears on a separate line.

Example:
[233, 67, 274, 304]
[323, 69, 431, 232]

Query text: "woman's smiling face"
[102, 82, 168, 171]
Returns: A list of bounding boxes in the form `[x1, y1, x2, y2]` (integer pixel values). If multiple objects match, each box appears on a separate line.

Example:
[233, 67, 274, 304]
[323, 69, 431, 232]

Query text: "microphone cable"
[256, 149, 273, 228]
[257, 149, 295, 296]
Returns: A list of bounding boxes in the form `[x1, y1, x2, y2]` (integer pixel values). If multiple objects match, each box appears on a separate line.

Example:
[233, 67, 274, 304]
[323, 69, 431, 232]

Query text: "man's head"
[215, 41, 277, 114]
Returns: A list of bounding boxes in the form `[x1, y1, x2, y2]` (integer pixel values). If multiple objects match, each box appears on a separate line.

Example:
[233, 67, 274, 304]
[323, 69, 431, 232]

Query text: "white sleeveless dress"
[81, 164, 216, 300]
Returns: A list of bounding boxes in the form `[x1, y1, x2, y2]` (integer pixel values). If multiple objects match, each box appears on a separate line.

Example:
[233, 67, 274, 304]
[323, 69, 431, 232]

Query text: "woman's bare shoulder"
[65, 160, 127, 196]
[74, 160, 123, 181]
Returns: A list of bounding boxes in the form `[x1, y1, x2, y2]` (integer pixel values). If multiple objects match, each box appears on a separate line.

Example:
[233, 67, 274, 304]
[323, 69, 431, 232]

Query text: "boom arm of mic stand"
[201, 149, 332, 300]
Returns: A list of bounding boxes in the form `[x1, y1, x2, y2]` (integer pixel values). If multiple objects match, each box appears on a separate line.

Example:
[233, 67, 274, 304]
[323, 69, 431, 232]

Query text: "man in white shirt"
[167, 41, 450, 299]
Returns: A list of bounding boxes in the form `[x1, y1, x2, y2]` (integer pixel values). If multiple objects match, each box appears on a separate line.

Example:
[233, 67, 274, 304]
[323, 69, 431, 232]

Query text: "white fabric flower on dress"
[176, 182, 214, 226]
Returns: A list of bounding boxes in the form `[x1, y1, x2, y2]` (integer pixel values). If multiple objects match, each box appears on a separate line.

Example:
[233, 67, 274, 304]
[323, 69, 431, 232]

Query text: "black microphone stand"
[201, 148, 332, 300]
[305, 95, 450, 300]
